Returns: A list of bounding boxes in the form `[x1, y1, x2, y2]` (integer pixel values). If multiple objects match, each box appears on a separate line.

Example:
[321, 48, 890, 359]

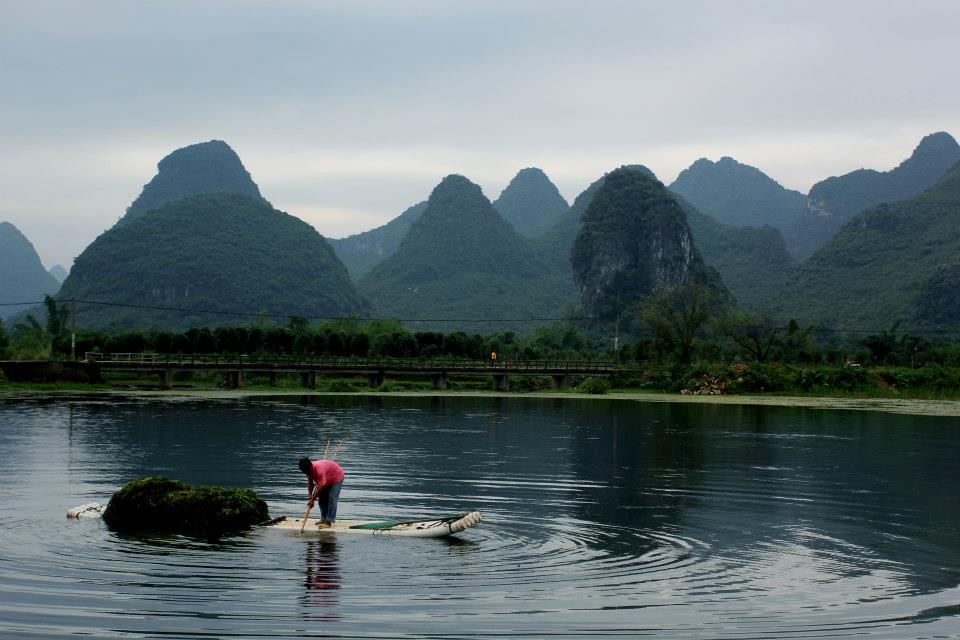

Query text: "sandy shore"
[3, 387, 960, 417]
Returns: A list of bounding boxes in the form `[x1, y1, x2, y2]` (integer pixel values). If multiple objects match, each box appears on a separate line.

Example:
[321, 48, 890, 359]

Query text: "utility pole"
[71, 298, 77, 361]
[614, 315, 621, 363]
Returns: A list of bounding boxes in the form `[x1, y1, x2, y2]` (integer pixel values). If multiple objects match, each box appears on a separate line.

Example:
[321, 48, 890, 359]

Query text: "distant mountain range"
[669, 156, 806, 233]
[0, 222, 61, 320]
[12, 131, 960, 335]
[49, 265, 68, 283]
[492, 167, 569, 238]
[776, 159, 960, 331]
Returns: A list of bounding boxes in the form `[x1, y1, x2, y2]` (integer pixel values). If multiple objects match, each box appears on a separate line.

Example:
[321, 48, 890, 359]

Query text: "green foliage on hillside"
[57, 193, 367, 330]
[492, 167, 569, 238]
[789, 132, 960, 258]
[680, 202, 794, 311]
[570, 167, 730, 320]
[776, 161, 960, 331]
[0, 222, 61, 320]
[669, 156, 806, 233]
[358, 175, 575, 332]
[329, 201, 427, 279]
[122, 140, 264, 222]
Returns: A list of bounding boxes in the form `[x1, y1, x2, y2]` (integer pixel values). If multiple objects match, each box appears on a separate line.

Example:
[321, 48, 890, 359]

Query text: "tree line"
[2, 293, 960, 369]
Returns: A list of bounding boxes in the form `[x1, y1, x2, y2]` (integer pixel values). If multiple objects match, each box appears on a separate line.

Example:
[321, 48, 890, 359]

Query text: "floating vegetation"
[102, 476, 269, 539]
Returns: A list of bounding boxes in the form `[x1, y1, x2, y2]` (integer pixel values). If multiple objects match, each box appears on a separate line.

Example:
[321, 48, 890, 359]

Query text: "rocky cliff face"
[570, 168, 727, 318]
[789, 132, 960, 258]
[492, 167, 569, 238]
[0, 221, 61, 319]
[121, 140, 264, 222]
[669, 156, 806, 233]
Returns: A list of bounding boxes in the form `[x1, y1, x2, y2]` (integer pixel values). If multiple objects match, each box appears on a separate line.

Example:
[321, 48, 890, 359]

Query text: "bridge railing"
[83, 352, 624, 371]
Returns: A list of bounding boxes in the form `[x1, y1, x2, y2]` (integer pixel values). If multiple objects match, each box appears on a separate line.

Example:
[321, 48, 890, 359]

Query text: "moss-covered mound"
[103, 476, 269, 539]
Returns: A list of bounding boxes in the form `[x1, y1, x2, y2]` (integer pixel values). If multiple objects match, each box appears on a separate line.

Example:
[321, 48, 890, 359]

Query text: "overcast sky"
[2, 0, 959, 268]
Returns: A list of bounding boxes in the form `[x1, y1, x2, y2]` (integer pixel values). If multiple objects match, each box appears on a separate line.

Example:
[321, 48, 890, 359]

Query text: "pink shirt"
[307, 459, 344, 495]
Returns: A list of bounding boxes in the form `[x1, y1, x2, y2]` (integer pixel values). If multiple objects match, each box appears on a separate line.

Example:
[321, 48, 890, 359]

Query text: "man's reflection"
[302, 537, 341, 620]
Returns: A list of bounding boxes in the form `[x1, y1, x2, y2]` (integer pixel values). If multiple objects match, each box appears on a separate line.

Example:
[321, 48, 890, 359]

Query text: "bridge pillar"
[491, 374, 509, 392]
[269, 371, 278, 387]
[367, 371, 384, 388]
[300, 371, 316, 389]
[551, 374, 570, 389]
[234, 370, 244, 388]
[430, 372, 447, 390]
[159, 369, 173, 390]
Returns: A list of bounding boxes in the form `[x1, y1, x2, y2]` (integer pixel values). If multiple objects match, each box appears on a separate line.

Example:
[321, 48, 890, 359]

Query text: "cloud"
[2, 0, 958, 266]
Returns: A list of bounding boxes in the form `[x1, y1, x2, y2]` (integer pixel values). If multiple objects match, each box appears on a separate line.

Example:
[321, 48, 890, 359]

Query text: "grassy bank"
[4, 362, 960, 401]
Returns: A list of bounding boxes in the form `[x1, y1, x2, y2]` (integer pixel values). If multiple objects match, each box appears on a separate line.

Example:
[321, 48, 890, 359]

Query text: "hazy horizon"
[3, 1, 959, 268]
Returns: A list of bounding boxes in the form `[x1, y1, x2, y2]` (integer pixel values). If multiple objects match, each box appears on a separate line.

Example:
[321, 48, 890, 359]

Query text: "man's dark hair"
[298, 457, 312, 474]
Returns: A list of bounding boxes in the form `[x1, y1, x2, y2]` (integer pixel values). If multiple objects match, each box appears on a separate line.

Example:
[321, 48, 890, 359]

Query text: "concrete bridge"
[81, 353, 625, 390]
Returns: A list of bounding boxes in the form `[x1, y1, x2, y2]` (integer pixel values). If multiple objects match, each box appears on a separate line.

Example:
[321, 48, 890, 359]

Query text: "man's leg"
[325, 481, 342, 523]
[317, 485, 331, 522]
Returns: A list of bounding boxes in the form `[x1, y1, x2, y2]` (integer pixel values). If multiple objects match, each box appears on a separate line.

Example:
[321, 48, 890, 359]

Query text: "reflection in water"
[302, 538, 341, 620]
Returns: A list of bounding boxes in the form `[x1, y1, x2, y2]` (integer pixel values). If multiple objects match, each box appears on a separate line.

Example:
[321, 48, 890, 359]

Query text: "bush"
[102, 476, 269, 539]
[577, 377, 609, 394]
[324, 379, 355, 392]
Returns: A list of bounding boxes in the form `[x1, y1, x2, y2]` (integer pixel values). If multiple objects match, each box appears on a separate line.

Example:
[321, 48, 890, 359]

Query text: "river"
[1, 394, 958, 638]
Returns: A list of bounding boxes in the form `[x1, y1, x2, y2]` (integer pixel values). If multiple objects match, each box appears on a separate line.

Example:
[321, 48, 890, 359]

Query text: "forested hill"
[492, 168, 569, 238]
[789, 132, 960, 258]
[776, 160, 960, 330]
[121, 140, 264, 222]
[358, 175, 575, 331]
[571, 167, 729, 319]
[329, 201, 427, 279]
[0, 222, 61, 320]
[57, 193, 367, 329]
[669, 156, 806, 234]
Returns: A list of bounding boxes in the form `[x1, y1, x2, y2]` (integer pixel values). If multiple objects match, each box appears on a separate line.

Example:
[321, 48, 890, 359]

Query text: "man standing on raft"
[299, 456, 344, 529]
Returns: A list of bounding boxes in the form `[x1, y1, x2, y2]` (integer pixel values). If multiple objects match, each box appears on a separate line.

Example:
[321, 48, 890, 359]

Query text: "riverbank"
[2, 385, 959, 417]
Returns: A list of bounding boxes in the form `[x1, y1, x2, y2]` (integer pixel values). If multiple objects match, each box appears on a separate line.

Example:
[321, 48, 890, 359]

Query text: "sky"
[2, 0, 959, 269]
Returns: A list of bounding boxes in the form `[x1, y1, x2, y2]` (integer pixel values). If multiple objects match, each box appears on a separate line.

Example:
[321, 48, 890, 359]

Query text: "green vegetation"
[680, 201, 794, 311]
[358, 175, 576, 332]
[330, 201, 428, 279]
[57, 193, 367, 330]
[102, 476, 269, 539]
[777, 161, 960, 331]
[570, 167, 730, 320]
[0, 221, 61, 321]
[492, 167, 569, 238]
[122, 140, 264, 222]
[668, 156, 806, 234]
[790, 132, 960, 258]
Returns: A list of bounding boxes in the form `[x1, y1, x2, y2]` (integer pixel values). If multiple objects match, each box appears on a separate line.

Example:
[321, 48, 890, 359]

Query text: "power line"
[5, 296, 960, 335]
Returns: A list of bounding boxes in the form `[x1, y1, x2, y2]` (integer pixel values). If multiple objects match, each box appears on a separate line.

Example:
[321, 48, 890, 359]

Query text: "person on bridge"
[299, 456, 344, 529]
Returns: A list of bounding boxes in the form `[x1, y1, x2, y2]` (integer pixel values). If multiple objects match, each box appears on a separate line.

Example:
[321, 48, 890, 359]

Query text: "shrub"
[577, 377, 609, 394]
[324, 379, 355, 392]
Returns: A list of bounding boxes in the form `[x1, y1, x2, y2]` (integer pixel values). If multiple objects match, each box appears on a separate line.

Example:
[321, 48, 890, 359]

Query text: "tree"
[639, 284, 712, 363]
[714, 308, 780, 363]
[0, 317, 9, 359]
[861, 321, 901, 364]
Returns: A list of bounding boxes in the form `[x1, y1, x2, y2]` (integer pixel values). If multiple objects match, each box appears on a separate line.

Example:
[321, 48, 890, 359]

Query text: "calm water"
[1, 394, 959, 638]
